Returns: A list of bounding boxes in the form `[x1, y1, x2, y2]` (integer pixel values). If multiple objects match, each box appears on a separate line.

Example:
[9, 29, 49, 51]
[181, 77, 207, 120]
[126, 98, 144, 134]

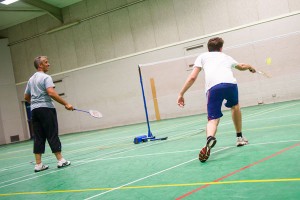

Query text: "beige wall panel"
[21, 19, 39, 38]
[173, 0, 205, 40]
[87, 0, 107, 16]
[221, 29, 254, 54]
[288, 0, 300, 11]
[24, 38, 42, 78]
[7, 24, 23, 44]
[148, 0, 180, 46]
[69, 0, 89, 21]
[90, 16, 115, 62]
[72, 22, 96, 67]
[39, 35, 61, 74]
[199, 0, 230, 34]
[257, 0, 289, 20]
[0, 39, 25, 144]
[106, 0, 127, 10]
[68, 2, 96, 67]
[128, 1, 157, 52]
[109, 9, 135, 57]
[54, 29, 78, 72]
[248, 15, 300, 46]
[226, 0, 259, 27]
[10, 44, 30, 83]
[62, 7, 72, 24]
[0, 85, 24, 143]
[0, 41, 14, 85]
[36, 14, 61, 33]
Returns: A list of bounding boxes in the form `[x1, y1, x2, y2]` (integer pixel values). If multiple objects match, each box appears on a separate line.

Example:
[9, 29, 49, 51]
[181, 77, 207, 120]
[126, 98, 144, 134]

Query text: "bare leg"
[199, 118, 220, 163]
[54, 152, 63, 160]
[231, 104, 242, 133]
[206, 118, 220, 138]
[35, 154, 42, 164]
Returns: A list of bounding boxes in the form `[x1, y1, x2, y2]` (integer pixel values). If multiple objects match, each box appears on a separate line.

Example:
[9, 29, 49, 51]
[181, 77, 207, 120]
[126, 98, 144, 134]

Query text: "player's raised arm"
[235, 63, 256, 73]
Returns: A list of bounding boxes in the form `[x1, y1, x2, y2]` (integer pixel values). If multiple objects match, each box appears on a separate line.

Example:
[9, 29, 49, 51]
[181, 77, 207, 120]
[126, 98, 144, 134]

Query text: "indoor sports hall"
[0, 0, 299, 199]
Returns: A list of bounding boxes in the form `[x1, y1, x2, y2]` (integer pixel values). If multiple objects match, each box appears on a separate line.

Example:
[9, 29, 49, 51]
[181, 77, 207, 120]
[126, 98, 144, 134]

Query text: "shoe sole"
[237, 141, 249, 147]
[199, 146, 210, 163]
[199, 138, 217, 163]
[57, 162, 71, 168]
[34, 166, 49, 173]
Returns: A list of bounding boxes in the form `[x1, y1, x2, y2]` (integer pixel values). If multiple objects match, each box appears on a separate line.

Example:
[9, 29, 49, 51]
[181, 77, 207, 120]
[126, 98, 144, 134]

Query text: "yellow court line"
[1, 178, 300, 196]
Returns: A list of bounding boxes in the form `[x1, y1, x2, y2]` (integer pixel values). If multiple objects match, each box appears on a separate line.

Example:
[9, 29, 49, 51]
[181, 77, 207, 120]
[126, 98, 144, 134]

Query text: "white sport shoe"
[236, 137, 249, 147]
[57, 158, 71, 168]
[34, 163, 49, 172]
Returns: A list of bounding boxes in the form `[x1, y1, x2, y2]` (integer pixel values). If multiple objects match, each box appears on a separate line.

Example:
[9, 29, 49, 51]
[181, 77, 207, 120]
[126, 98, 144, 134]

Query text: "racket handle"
[74, 108, 89, 113]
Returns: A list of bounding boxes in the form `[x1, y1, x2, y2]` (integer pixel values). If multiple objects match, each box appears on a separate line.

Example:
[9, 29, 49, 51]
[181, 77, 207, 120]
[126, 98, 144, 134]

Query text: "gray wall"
[1, 0, 300, 142]
[0, 39, 24, 144]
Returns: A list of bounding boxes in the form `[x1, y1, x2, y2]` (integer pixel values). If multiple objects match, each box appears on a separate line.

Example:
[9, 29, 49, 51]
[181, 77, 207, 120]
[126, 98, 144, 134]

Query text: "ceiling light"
[0, 0, 19, 5]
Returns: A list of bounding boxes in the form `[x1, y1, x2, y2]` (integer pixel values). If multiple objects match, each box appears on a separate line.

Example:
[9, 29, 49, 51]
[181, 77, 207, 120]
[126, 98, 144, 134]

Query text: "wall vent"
[10, 135, 20, 142]
[185, 44, 204, 51]
[53, 79, 65, 97]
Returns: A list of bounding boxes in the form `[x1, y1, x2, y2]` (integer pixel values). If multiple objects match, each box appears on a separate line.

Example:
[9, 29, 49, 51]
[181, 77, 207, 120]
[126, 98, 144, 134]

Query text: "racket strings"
[89, 110, 102, 118]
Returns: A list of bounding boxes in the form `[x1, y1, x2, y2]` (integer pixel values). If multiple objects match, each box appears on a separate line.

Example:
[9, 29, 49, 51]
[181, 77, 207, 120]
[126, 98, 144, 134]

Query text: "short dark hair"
[34, 56, 47, 69]
[207, 37, 224, 52]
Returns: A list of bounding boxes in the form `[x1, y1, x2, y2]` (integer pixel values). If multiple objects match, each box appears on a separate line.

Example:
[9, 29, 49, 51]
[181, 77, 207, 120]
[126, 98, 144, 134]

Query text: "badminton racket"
[256, 70, 271, 78]
[250, 69, 271, 78]
[74, 108, 103, 118]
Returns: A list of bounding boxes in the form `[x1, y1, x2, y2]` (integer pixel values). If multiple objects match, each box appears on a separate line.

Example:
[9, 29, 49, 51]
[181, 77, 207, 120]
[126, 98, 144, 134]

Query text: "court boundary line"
[84, 147, 229, 200]
[0, 128, 204, 187]
[175, 142, 300, 199]
[0, 101, 299, 193]
[0, 139, 299, 196]
[77, 138, 300, 163]
[1, 177, 300, 197]
[0, 101, 298, 162]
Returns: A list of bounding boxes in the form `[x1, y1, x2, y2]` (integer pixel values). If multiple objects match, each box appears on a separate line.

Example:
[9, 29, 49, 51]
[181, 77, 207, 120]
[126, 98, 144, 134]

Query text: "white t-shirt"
[24, 72, 55, 111]
[194, 52, 238, 92]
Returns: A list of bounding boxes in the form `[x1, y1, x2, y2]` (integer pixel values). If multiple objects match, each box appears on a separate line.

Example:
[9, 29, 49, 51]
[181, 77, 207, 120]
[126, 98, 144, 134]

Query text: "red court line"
[176, 142, 300, 200]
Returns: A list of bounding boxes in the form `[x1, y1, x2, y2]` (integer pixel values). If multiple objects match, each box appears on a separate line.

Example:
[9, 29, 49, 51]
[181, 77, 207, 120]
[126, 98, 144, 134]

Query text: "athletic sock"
[236, 132, 242, 138]
[207, 136, 214, 141]
[58, 158, 66, 163]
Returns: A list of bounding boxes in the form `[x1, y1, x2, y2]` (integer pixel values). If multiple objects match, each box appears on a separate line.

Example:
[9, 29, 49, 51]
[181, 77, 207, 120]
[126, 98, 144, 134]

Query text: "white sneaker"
[34, 163, 49, 172]
[57, 158, 71, 168]
[236, 137, 249, 147]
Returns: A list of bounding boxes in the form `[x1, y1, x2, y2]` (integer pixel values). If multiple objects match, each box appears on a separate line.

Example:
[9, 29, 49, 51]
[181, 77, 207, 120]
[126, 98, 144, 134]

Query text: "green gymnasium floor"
[0, 100, 300, 200]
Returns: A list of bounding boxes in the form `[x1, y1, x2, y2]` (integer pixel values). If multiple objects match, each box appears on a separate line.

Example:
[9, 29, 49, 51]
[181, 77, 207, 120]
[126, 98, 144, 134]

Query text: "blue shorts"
[206, 83, 239, 120]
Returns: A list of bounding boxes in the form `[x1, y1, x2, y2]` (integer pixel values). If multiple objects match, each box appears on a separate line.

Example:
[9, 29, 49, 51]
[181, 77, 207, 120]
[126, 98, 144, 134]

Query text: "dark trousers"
[32, 107, 62, 154]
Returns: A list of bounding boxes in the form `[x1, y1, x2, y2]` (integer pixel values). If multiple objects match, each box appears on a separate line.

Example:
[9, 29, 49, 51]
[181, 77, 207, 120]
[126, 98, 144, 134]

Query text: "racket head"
[88, 110, 103, 118]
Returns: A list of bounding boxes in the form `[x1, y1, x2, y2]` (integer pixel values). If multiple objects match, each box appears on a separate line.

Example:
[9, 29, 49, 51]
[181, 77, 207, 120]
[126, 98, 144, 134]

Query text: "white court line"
[84, 147, 230, 200]
[217, 102, 300, 128]
[0, 101, 298, 174]
[69, 139, 300, 163]
[0, 128, 200, 175]
[0, 102, 297, 175]
[0, 102, 299, 187]
[0, 138, 299, 190]
[0, 130, 198, 187]
[85, 138, 300, 199]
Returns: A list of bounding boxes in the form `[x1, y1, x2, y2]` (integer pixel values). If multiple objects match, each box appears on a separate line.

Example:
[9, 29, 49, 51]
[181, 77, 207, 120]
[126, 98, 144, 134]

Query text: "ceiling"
[0, 0, 83, 31]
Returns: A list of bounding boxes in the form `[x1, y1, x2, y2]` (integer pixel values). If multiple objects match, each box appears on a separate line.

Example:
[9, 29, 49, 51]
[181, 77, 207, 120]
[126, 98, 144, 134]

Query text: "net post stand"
[133, 65, 167, 144]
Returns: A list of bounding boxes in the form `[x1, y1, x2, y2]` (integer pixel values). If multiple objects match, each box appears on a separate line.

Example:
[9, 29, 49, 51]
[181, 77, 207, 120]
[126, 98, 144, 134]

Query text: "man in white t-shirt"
[177, 37, 256, 162]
